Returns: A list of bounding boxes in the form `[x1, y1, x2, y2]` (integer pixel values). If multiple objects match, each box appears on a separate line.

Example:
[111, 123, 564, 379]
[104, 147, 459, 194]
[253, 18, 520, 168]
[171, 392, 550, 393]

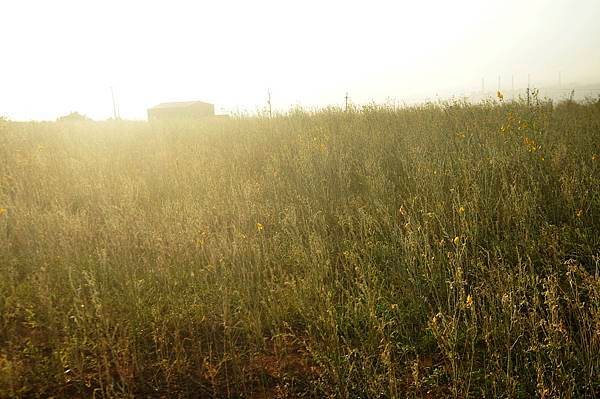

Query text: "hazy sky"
[1, 0, 599, 120]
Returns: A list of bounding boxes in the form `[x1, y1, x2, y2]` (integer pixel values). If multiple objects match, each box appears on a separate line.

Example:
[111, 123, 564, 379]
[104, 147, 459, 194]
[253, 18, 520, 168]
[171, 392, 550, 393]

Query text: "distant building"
[57, 112, 92, 122]
[147, 101, 215, 121]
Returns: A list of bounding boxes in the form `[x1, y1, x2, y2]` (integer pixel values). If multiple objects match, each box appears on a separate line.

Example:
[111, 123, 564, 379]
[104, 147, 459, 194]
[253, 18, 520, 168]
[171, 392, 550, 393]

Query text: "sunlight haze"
[1, 0, 599, 120]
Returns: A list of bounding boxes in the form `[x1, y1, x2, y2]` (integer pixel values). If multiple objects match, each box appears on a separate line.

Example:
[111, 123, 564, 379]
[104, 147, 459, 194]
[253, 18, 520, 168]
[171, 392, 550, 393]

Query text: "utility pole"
[481, 77, 485, 94]
[498, 75, 501, 92]
[527, 74, 531, 106]
[558, 71, 562, 88]
[344, 92, 349, 111]
[110, 87, 118, 120]
[511, 75, 515, 99]
[267, 89, 272, 118]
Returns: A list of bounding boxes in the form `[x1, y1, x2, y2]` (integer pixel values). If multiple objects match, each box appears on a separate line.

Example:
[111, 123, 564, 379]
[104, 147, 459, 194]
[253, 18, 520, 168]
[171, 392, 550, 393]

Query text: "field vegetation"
[0, 96, 599, 398]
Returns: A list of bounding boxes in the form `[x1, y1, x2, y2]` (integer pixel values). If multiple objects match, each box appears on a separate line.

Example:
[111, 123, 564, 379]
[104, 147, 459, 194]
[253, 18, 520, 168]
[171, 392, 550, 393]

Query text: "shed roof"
[149, 101, 213, 109]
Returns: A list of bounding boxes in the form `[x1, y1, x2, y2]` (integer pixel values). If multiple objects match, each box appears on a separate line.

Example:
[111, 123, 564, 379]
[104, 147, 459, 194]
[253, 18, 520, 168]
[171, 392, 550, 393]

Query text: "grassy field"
[1, 97, 599, 398]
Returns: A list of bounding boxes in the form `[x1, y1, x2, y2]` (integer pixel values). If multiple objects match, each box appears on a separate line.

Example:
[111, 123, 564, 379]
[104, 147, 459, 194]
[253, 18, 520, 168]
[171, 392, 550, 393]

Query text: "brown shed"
[147, 101, 215, 121]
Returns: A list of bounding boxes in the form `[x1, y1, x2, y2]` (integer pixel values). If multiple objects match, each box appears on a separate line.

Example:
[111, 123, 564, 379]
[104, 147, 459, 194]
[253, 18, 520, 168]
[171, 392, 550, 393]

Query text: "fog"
[1, 0, 599, 120]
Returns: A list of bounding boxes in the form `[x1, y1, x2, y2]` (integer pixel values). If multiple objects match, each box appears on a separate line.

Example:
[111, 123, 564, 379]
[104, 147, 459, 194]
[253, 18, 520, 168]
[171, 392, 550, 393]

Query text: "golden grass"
[0, 98, 599, 397]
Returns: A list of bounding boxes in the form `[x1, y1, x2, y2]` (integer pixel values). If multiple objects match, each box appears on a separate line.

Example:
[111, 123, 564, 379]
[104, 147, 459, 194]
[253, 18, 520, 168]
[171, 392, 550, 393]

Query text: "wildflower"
[466, 294, 473, 308]
[458, 206, 465, 214]
[593, 154, 598, 161]
[497, 91, 504, 101]
[576, 209, 583, 218]
[453, 236, 461, 246]
[196, 231, 207, 247]
[523, 137, 538, 152]
[256, 222, 264, 232]
[390, 303, 398, 310]
[0, 208, 6, 216]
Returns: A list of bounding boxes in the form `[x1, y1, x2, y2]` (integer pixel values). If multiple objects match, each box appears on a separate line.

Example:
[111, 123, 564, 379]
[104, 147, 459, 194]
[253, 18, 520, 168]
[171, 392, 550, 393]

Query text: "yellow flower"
[466, 294, 473, 308]
[496, 91, 504, 101]
[256, 222, 264, 232]
[523, 136, 538, 152]
[576, 209, 583, 218]
[0, 208, 6, 216]
[458, 206, 465, 214]
[593, 154, 598, 161]
[453, 236, 460, 246]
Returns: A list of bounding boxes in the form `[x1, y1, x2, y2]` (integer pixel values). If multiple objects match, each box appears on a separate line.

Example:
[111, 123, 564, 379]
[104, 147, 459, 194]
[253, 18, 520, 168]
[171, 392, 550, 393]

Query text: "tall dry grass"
[0, 97, 599, 398]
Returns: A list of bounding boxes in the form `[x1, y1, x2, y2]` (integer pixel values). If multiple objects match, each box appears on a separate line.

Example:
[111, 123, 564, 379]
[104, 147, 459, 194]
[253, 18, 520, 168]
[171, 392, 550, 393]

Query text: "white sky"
[1, 0, 599, 120]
